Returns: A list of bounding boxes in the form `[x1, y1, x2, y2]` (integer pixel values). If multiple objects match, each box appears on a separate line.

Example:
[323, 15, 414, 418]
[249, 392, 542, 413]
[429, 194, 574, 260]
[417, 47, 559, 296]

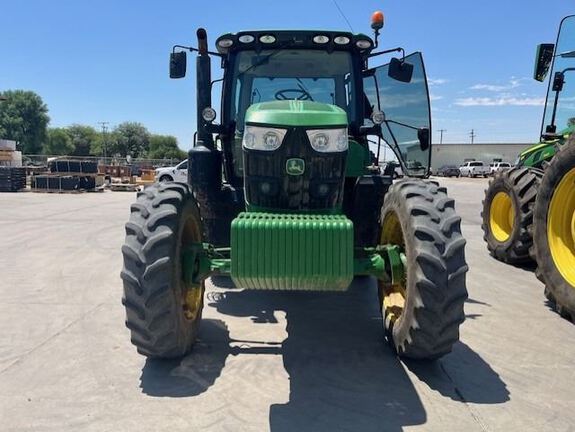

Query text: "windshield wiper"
[237, 40, 295, 78]
[296, 79, 314, 101]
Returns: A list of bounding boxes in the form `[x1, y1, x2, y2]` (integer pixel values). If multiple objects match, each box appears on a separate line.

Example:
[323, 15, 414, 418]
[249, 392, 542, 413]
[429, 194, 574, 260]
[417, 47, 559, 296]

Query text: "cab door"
[363, 52, 432, 177]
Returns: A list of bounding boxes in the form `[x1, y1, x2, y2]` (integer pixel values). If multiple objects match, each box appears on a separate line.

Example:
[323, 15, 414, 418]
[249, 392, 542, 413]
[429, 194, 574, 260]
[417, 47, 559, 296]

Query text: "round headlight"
[336, 131, 348, 151]
[263, 131, 281, 150]
[371, 110, 385, 125]
[238, 34, 255, 43]
[313, 35, 330, 44]
[259, 35, 276, 44]
[311, 133, 329, 150]
[334, 36, 350, 45]
[217, 38, 234, 49]
[202, 107, 217, 122]
[243, 131, 257, 149]
[356, 39, 372, 49]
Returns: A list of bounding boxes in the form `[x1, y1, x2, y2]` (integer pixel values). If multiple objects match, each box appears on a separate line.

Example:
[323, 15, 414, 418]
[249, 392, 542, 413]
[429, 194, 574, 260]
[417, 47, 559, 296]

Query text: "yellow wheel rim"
[183, 286, 203, 320]
[181, 210, 204, 321]
[490, 191, 515, 242]
[547, 167, 575, 288]
[380, 211, 406, 325]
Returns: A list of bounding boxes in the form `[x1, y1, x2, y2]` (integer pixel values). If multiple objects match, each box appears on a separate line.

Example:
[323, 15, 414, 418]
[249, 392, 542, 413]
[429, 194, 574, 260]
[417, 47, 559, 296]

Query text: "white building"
[431, 143, 529, 170]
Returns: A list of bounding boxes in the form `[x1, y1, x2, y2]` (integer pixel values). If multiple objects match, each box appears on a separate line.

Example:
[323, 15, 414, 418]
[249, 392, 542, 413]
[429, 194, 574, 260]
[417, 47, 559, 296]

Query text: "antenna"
[332, 0, 354, 32]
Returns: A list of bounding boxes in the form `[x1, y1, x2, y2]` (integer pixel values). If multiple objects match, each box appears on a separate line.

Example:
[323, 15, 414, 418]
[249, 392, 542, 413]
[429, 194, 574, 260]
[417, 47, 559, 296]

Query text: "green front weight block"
[182, 239, 406, 291]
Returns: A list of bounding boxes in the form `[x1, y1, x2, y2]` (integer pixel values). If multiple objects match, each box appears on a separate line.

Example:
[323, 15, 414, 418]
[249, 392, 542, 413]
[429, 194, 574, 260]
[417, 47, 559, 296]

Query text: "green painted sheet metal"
[245, 100, 348, 127]
[231, 212, 354, 291]
[346, 140, 371, 177]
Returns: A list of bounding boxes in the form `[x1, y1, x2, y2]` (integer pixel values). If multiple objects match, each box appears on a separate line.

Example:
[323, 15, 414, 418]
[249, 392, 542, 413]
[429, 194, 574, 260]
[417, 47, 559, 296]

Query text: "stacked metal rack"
[31, 159, 102, 193]
[0, 167, 26, 192]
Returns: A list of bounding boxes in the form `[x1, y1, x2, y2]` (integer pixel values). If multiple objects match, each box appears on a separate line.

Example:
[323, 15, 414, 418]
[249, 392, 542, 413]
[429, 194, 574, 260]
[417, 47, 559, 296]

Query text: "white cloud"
[470, 77, 527, 92]
[454, 96, 545, 106]
[430, 93, 443, 101]
[428, 78, 448, 86]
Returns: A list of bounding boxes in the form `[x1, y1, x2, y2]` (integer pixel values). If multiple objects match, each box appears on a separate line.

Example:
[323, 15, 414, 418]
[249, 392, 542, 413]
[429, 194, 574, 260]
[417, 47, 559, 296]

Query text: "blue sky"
[1, 0, 572, 148]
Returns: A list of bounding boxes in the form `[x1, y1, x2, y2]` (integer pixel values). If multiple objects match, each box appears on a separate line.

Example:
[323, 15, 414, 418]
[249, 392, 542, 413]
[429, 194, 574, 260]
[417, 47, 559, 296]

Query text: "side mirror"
[388, 57, 413, 83]
[170, 51, 187, 79]
[552, 71, 565, 92]
[418, 127, 430, 151]
[533, 43, 554, 82]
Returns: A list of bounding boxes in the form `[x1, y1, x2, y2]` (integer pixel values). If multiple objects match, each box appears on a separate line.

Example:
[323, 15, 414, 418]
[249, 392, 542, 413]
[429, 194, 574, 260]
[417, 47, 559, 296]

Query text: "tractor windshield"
[229, 49, 356, 128]
[227, 49, 356, 175]
[542, 15, 575, 135]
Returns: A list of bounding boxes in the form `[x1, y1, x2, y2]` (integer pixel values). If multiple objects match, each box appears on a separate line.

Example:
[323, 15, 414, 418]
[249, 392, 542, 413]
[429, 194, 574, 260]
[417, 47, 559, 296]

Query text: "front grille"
[243, 127, 346, 211]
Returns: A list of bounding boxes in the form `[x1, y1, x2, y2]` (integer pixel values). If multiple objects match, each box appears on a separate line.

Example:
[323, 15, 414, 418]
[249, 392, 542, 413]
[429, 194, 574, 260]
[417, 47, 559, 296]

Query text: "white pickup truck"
[489, 161, 512, 175]
[155, 160, 188, 182]
[459, 161, 490, 178]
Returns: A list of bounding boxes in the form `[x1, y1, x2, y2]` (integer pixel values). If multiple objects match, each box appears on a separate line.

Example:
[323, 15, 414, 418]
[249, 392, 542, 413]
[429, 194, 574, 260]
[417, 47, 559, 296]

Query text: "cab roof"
[215, 30, 375, 56]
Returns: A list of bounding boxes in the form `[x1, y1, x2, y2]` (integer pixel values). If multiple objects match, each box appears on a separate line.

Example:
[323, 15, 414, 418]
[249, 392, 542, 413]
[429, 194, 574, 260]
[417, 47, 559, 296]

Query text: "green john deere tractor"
[482, 15, 575, 320]
[121, 13, 468, 360]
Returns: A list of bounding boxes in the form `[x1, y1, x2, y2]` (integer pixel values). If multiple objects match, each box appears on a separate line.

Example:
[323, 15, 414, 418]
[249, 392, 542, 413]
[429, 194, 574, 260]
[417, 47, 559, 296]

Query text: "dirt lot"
[1, 177, 573, 432]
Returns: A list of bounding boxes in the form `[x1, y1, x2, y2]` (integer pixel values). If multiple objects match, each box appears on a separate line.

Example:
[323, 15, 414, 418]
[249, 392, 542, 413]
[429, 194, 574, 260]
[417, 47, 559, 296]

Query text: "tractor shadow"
[139, 319, 232, 398]
[207, 277, 509, 432]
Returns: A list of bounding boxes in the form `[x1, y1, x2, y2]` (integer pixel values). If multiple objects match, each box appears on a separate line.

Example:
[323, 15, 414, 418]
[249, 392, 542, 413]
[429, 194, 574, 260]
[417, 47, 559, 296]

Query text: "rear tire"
[481, 167, 542, 263]
[378, 179, 468, 359]
[532, 142, 575, 321]
[121, 182, 205, 358]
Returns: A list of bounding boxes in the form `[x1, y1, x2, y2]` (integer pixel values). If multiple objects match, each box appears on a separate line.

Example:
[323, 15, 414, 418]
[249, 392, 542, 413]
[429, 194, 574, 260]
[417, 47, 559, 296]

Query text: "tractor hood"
[245, 100, 347, 127]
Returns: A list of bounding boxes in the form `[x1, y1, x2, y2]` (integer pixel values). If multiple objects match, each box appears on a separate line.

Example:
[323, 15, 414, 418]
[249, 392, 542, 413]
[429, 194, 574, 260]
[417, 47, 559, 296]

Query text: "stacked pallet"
[31, 159, 101, 193]
[0, 140, 22, 167]
[0, 167, 26, 192]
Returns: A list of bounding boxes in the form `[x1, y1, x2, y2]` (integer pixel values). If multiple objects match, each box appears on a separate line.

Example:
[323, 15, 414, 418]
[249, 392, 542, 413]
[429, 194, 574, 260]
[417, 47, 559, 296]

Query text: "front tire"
[378, 180, 468, 359]
[481, 167, 542, 263]
[532, 143, 575, 320]
[121, 182, 205, 358]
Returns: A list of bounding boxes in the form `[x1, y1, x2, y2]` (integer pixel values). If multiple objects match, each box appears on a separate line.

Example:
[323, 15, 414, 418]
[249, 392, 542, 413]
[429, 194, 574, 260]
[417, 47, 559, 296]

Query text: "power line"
[332, 0, 354, 32]
[469, 129, 476, 144]
[98, 121, 109, 159]
[438, 129, 447, 144]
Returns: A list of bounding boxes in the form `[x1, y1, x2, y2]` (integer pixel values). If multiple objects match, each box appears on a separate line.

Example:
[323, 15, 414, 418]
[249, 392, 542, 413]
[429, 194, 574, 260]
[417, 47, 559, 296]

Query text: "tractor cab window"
[542, 15, 575, 135]
[228, 49, 356, 176]
[363, 52, 431, 176]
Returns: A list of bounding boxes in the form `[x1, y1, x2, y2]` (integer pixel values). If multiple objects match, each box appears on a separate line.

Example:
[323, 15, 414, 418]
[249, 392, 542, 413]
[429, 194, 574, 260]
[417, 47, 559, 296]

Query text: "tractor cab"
[169, 22, 432, 245]
[536, 15, 575, 139]
[520, 15, 575, 168]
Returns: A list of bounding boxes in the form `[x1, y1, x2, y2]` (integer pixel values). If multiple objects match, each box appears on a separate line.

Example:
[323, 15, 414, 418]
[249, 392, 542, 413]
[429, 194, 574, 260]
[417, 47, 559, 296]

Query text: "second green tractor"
[482, 15, 575, 320]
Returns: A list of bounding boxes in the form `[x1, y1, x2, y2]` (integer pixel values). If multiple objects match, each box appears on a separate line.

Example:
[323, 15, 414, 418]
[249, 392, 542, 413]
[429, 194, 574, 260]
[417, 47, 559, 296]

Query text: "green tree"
[111, 122, 150, 158]
[66, 124, 98, 156]
[0, 90, 49, 154]
[44, 128, 74, 155]
[148, 134, 186, 160]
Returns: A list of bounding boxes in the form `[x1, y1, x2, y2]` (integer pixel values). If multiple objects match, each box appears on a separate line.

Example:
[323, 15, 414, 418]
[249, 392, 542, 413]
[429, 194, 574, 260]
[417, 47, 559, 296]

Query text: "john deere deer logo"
[286, 158, 305, 176]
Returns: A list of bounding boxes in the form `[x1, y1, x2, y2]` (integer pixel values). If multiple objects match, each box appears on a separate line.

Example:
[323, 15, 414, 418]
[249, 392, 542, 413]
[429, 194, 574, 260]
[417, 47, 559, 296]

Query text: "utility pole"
[469, 129, 476, 144]
[438, 129, 447, 144]
[98, 122, 109, 160]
